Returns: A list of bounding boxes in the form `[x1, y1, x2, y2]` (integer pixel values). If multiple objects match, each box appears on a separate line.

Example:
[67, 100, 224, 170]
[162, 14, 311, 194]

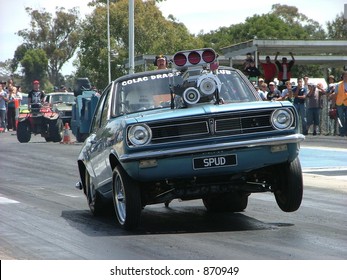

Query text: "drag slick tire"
[273, 157, 303, 212]
[112, 165, 141, 230]
[85, 170, 104, 216]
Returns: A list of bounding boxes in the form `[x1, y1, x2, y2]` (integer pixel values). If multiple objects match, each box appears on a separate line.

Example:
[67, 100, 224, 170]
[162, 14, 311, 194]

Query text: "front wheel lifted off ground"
[273, 157, 303, 212]
[112, 165, 142, 230]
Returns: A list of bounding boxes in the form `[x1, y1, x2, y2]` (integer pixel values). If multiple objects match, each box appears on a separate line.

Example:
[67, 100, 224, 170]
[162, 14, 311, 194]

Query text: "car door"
[86, 84, 114, 188]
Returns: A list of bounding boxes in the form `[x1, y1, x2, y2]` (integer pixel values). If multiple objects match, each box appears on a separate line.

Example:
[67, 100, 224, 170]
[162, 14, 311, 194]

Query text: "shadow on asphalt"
[61, 205, 294, 236]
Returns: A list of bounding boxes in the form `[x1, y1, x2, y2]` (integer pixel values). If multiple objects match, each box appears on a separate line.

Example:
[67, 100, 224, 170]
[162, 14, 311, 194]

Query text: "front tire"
[112, 166, 142, 230]
[17, 121, 31, 143]
[273, 157, 303, 212]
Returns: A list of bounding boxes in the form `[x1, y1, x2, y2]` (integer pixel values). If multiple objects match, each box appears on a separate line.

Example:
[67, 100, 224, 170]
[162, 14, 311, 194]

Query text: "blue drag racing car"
[76, 48, 305, 230]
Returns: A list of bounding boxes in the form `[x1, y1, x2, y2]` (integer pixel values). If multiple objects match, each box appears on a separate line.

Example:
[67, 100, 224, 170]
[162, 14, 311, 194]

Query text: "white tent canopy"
[220, 39, 347, 67]
[125, 39, 347, 70]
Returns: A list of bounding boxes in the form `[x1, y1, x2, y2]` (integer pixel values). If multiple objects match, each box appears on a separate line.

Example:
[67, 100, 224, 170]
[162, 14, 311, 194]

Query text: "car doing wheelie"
[17, 103, 63, 143]
[76, 48, 305, 230]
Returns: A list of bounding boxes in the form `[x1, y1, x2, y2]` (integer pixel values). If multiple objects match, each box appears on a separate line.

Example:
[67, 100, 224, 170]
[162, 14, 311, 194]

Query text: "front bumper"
[119, 134, 305, 162]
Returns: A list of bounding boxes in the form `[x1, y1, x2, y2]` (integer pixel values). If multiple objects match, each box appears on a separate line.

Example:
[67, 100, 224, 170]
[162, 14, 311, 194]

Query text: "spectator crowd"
[244, 53, 347, 137]
[0, 79, 22, 133]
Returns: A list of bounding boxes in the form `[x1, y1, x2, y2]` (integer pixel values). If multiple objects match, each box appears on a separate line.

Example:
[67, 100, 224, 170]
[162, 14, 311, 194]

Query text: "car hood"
[123, 101, 289, 124]
[53, 103, 74, 110]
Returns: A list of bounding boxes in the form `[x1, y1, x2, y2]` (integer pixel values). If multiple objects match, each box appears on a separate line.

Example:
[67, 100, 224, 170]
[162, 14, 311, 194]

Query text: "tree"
[0, 60, 13, 79]
[198, 4, 331, 78]
[270, 4, 326, 39]
[20, 49, 48, 86]
[76, 0, 202, 90]
[325, 14, 347, 78]
[326, 13, 347, 40]
[199, 4, 327, 51]
[16, 7, 81, 86]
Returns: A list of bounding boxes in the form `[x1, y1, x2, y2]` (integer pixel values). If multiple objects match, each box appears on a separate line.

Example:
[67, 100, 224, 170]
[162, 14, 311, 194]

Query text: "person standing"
[303, 75, 309, 90]
[0, 83, 8, 132]
[258, 82, 268, 100]
[14, 85, 23, 129]
[244, 60, 261, 84]
[306, 83, 325, 135]
[279, 81, 295, 103]
[243, 52, 254, 72]
[6, 85, 18, 131]
[326, 76, 338, 135]
[274, 52, 295, 86]
[334, 71, 347, 137]
[258, 54, 277, 84]
[293, 78, 308, 135]
[266, 82, 281, 101]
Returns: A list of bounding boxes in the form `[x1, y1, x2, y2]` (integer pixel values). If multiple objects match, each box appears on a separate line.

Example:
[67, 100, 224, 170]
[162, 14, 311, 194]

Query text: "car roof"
[112, 66, 237, 83]
[45, 92, 75, 96]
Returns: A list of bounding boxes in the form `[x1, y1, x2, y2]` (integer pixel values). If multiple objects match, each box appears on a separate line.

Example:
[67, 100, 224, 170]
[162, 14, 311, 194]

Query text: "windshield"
[114, 69, 257, 115]
[50, 94, 75, 103]
[21, 95, 28, 105]
[217, 69, 257, 103]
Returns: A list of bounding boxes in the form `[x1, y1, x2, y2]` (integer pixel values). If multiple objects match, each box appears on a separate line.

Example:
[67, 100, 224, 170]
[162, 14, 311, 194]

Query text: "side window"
[100, 86, 112, 127]
[90, 85, 112, 132]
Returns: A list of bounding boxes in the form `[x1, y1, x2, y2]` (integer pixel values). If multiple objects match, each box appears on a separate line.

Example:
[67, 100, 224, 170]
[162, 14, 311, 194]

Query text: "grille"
[148, 109, 283, 144]
[151, 120, 209, 142]
[215, 113, 272, 135]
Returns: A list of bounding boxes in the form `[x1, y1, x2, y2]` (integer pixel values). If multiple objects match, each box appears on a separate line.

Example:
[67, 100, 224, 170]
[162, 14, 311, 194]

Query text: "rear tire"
[273, 157, 303, 212]
[17, 121, 31, 143]
[85, 170, 104, 216]
[112, 166, 142, 230]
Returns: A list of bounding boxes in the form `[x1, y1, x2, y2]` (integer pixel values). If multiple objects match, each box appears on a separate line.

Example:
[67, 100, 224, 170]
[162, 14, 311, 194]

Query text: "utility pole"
[129, 0, 135, 74]
[107, 0, 111, 83]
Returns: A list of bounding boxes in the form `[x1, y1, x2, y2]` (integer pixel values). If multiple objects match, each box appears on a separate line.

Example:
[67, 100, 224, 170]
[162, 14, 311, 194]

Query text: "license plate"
[193, 154, 237, 170]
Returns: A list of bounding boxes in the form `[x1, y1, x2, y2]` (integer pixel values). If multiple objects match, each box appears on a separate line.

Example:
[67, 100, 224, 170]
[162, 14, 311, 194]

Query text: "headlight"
[128, 124, 152, 146]
[271, 109, 294, 130]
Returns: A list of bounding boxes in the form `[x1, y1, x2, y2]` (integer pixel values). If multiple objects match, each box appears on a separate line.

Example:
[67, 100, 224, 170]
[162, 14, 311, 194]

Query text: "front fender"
[109, 149, 121, 173]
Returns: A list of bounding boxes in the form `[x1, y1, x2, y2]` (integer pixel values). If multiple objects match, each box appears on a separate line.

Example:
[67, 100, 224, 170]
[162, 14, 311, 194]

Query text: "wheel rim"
[114, 172, 126, 224]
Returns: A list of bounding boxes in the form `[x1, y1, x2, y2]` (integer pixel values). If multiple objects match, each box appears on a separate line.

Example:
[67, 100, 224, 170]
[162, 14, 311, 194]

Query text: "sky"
[1, 0, 346, 75]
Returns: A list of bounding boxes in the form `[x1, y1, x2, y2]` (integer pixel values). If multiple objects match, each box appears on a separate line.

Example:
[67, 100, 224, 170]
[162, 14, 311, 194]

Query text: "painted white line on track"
[302, 146, 347, 152]
[303, 167, 347, 172]
[0, 196, 20, 204]
[57, 193, 81, 198]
